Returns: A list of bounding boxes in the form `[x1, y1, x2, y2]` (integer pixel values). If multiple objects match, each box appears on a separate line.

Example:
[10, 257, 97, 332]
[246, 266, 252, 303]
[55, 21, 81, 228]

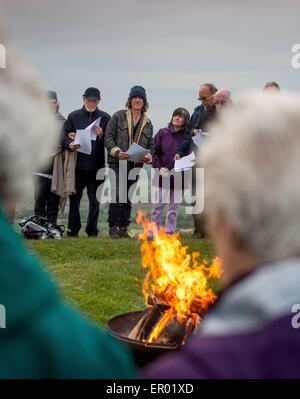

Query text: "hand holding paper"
[127, 143, 150, 162]
[138, 154, 151, 163]
[118, 151, 130, 160]
[73, 117, 102, 155]
[192, 131, 209, 148]
[93, 125, 103, 139]
[88, 117, 101, 141]
[74, 129, 92, 155]
[174, 151, 195, 172]
[69, 142, 80, 151]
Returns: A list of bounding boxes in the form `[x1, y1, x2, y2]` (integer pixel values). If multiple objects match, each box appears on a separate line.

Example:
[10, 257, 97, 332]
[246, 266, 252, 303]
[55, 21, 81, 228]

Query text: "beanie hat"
[129, 86, 146, 100]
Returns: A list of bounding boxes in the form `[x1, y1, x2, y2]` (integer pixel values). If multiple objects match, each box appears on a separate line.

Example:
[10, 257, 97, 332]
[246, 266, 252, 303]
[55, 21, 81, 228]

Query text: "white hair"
[215, 88, 231, 98]
[201, 91, 300, 263]
[0, 36, 58, 201]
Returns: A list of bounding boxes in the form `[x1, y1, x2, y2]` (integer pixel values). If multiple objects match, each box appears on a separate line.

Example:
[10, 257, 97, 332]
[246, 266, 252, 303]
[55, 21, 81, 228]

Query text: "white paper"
[86, 117, 101, 141]
[127, 142, 150, 162]
[74, 129, 92, 155]
[174, 151, 195, 172]
[192, 131, 209, 147]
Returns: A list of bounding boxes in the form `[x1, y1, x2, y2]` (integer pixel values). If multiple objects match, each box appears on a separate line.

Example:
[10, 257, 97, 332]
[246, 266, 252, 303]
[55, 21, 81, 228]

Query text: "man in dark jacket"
[33, 90, 66, 224]
[105, 86, 154, 238]
[174, 83, 217, 237]
[174, 83, 217, 159]
[63, 87, 110, 237]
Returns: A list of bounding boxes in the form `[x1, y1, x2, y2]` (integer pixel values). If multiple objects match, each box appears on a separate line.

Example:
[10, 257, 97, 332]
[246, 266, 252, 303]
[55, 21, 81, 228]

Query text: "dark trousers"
[34, 175, 59, 224]
[191, 164, 206, 237]
[68, 169, 103, 236]
[108, 162, 139, 228]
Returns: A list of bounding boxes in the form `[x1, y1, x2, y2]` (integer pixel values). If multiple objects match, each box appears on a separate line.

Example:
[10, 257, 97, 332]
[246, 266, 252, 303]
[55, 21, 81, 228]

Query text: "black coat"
[195, 104, 217, 131]
[63, 106, 111, 171]
[175, 104, 204, 157]
[175, 104, 216, 157]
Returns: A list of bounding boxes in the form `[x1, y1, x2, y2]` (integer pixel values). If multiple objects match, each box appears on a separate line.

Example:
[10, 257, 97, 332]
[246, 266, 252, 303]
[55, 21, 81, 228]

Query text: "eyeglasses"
[215, 100, 227, 105]
[198, 94, 212, 102]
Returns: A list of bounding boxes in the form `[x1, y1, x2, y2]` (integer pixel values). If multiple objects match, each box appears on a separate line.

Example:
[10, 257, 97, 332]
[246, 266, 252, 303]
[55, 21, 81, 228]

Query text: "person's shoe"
[67, 230, 78, 238]
[87, 231, 98, 237]
[119, 226, 131, 239]
[109, 226, 120, 239]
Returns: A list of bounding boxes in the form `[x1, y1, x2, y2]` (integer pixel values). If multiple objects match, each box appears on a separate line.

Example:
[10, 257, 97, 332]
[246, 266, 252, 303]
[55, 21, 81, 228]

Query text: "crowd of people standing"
[33, 80, 245, 239]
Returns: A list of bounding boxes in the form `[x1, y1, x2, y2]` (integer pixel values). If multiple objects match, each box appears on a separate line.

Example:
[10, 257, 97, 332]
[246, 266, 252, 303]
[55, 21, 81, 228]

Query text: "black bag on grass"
[19, 215, 65, 240]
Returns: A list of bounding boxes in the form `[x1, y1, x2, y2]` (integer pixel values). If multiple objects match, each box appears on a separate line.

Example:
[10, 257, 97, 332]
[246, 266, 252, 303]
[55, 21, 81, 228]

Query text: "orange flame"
[136, 210, 222, 343]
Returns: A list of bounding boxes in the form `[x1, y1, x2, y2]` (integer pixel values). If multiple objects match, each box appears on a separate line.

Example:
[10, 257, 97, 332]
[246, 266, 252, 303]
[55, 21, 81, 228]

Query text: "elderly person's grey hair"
[201, 92, 300, 264]
[0, 22, 58, 202]
[215, 88, 231, 98]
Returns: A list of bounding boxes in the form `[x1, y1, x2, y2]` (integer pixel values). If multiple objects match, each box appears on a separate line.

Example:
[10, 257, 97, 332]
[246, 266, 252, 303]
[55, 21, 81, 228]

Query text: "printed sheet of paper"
[127, 142, 150, 162]
[192, 131, 209, 147]
[87, 117, 101, 141]
[74, 129, 92, 155]
[174, 151, 195, 172]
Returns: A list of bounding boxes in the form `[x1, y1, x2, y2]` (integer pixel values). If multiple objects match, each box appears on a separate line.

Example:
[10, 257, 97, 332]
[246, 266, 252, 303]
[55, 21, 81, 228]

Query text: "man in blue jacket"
[174, 83, 217, 237]
[63, 87, 110, 237]
[174, 82, 217, 159]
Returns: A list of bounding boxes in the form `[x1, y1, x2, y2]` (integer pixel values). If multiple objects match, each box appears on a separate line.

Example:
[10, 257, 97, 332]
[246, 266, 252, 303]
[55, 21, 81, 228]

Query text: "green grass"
[24, 234, 216, 328]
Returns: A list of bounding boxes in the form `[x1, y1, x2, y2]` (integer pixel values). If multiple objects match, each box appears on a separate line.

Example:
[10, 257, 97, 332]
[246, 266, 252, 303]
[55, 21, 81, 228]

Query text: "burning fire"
[136, 210, 222, 344]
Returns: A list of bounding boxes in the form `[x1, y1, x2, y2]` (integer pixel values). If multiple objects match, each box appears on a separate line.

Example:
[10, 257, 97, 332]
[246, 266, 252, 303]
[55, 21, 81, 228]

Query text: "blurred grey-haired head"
[0, 23, 59, 202]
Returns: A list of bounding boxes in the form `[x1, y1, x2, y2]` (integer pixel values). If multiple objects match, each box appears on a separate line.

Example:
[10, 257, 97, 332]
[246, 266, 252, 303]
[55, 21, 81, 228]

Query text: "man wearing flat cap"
[105, 85, 154, 238]
[63, 87, 110, 237]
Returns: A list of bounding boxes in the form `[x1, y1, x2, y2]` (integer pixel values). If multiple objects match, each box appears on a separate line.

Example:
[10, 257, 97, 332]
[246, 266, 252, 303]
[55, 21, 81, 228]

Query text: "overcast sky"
[1, 0, 300, 132]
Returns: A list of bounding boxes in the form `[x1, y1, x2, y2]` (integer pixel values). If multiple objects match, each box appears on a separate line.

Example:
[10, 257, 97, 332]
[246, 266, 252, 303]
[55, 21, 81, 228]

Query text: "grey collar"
[200, 258, 300, 336]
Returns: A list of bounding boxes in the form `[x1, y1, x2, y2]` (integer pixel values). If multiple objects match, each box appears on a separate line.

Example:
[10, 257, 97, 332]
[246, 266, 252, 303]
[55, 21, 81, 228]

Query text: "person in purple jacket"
[142, 92, 300, 379]
[151, 108, 190, 235]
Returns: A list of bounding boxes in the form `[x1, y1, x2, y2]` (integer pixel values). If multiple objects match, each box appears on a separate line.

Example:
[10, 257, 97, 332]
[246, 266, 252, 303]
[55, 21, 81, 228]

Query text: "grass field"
[18, 187, 218, 349]
[24, 234, 216, 329]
